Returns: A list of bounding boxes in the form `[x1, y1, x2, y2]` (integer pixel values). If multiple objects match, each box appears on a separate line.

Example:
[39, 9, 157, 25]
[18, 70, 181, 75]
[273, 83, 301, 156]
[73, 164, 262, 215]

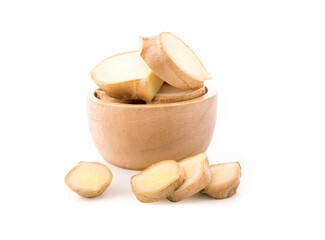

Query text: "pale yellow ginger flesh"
[65, 162, 113, 198]
[144, 72, 164, 100]
[91, 51, 164, 102]
[167, 153, 211, 202]
[131, 160, 185, 203]
[134, 165, 175, 192]
[161, 33, 211, 81]
[140, 32, 211, 89]
[201, 162, 241, 199]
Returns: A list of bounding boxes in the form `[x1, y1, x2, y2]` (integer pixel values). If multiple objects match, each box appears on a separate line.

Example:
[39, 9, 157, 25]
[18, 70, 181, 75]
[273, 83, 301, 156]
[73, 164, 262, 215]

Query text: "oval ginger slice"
[91, 51, 164, 102]
[95, 83, 207, 104]
[201, 162, 241, 199]
[167, 153, 211, 202]
[94, 89, 146, 104]
[149, 83, 207, 104]
[131, 160, 185, 203]
[140, 32, 211, 90]
[65, 162, 113, 198]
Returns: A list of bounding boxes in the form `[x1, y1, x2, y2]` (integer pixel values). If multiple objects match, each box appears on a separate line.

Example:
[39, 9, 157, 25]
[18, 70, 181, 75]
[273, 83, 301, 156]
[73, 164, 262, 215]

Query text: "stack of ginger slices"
[65, 153, 241, 202]
[91, 32, 211, 104]
[130, 153, 241, 203]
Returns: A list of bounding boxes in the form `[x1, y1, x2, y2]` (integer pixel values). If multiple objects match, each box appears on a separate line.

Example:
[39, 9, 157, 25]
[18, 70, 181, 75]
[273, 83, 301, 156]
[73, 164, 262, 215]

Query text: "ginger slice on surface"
[131, 160, 185, 203]
[140, 32, 211, 90]
[65, 162, 113, 198]
[167, 153, 211, 202]
[201, 162, 241, 199]
[91, 51, 164, 102]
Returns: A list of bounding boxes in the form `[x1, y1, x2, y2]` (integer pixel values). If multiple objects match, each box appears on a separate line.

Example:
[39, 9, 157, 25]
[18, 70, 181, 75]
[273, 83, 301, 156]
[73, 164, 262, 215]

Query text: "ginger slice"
[65, 162, 113, 198]
[95, 83, 206, 104]
[94, 89, 146, 104]
[167, 153, 211, 202]
[149, 83, 207, 104]
[130, 160, 185, 203]
[140, 32, 211, 90]
[91, 51, 164, 102]
[201, 162, 241, 199]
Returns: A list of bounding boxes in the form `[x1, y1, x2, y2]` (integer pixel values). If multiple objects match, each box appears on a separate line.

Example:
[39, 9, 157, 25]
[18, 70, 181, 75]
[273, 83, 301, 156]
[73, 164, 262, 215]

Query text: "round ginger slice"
[140, 32, 211, 90]
[130, 160, 185, 203]
[95, 83, 207, 104]
[149, 83, 207, 104]
[65, 162, 113, 198]
[91, 51, 164, 102]
[201, 162, 241, 199]
[167, 153, 211, 202]
[94, 89, 146, 104]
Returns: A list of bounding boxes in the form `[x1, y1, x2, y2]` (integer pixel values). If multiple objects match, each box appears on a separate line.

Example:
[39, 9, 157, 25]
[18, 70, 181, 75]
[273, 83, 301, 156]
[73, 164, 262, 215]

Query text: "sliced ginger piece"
[149, 83, 207, 104]
[131, 160, 185, 203]
[91, 51, 164, 102]
[95, 83, 206, 104]
[65, 162, 113, 198]
[94, 89, 146, 104]
[167, 153, 211, 202]
[201, 162, 241, 199]
[140, 32, 211, 90]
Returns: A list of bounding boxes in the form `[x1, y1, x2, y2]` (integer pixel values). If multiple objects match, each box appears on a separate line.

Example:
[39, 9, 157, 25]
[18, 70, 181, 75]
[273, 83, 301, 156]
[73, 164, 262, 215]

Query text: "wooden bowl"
[87, 84, 217, 170]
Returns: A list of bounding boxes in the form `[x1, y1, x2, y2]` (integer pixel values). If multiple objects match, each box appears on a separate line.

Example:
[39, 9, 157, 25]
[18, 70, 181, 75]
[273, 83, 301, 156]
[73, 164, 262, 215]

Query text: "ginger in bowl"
[87, 32, 217, 170]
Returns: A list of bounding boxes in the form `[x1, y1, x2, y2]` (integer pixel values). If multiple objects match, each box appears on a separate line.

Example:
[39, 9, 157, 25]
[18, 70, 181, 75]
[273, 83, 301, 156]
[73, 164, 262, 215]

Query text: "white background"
[0, 0, 324, 239]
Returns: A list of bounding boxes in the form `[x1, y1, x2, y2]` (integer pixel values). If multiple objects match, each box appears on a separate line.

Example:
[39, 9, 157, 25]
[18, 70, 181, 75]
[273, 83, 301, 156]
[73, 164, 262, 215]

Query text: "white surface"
[0, 0, 324, 239]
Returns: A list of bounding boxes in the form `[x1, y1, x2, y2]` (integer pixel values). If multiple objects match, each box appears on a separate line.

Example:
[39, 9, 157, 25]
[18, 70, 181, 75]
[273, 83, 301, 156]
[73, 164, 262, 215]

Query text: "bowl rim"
[87, 82, 217, 108]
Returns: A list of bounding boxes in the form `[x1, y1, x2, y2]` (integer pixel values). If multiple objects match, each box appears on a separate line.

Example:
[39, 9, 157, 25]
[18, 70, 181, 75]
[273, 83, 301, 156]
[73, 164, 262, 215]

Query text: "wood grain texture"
[87, 84, 217, 170]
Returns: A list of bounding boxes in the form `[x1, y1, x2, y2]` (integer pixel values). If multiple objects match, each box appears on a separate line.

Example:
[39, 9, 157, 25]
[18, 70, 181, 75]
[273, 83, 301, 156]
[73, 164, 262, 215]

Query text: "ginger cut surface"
[167, 153, 211, 202]
[140, 32, 211, 90]
[201, 162, 241, 199]
[91, 51, 164, 102]
[131, 160, 185, 203]
[65, 162, 113, 198]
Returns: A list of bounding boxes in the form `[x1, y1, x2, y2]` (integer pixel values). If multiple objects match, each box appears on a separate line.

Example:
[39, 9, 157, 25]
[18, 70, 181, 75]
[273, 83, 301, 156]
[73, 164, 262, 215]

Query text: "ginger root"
[201, 162, 241, 199]
[167, 153, 211, 202]
[130, 160, 185, 203]
[65, 162, 113, 198]
[91, 51, 164, 102]
[140, 32, 211, 90]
